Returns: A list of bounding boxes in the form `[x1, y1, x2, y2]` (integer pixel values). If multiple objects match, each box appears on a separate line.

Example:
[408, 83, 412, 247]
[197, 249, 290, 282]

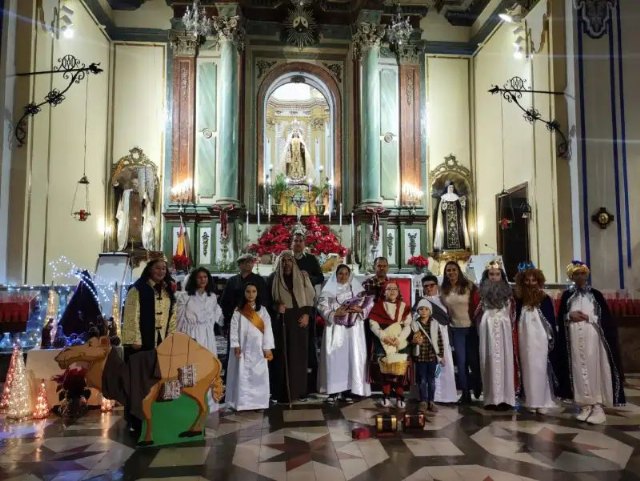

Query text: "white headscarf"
[320, 264, 364, 300]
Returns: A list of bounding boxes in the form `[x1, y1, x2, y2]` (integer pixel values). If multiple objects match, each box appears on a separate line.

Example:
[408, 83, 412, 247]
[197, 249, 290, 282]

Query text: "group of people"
[121, 237, 625, 430]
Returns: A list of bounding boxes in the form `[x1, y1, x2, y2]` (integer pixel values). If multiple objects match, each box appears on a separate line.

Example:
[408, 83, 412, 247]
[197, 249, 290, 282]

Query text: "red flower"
[407, 255, 430, 268]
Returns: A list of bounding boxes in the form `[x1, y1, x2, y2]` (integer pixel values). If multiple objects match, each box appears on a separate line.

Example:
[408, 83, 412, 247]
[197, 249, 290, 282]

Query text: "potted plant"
[270, 173, 288, 215]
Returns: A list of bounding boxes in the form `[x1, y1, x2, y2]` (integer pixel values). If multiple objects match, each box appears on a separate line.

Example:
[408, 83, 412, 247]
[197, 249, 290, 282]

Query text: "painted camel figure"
[55, 332, 224, 446]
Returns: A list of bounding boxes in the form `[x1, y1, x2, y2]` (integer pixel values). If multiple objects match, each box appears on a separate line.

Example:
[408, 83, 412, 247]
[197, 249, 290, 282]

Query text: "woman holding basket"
[368, 281, 413, 408]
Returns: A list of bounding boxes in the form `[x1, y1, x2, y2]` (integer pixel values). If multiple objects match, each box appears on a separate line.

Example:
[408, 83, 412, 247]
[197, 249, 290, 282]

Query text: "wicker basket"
[378, 358, 409, 376]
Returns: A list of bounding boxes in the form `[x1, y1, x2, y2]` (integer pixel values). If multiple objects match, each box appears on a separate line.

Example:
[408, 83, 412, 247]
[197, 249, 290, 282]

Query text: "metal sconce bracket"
[489, 76, 570, 160]
[14, 54, 103, 147]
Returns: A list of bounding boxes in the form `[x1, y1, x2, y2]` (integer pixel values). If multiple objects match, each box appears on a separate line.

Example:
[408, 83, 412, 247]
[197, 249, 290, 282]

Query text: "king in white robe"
[317, 271, 373, 397]
[226, 306, 275, 411]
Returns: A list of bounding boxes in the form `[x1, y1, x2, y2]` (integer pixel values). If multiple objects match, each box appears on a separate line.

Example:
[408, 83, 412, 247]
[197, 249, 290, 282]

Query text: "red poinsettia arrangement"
[407, 255, 430, 269]
[172, 254, 191, 272]
[248, 216, 348, 257]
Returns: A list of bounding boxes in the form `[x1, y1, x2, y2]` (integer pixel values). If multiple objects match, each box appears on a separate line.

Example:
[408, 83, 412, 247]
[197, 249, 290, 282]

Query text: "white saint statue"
[116, 178, 156, 251]
[433, 183, 471, 251]
[282, 129, 311, 181]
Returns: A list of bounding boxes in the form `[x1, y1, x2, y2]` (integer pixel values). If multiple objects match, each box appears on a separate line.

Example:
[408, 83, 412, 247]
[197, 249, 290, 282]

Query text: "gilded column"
[353, 18, 385, 206]
[169, 31, 199, 202]
[397, 44, 421, 204]
[213, 8, 245, 205]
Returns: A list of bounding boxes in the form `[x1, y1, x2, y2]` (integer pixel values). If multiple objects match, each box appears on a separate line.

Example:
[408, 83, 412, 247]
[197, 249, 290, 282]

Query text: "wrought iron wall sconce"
[489, 76, 570, 159]
[14, 55, 103, 147]
[592, 207, 614, 229]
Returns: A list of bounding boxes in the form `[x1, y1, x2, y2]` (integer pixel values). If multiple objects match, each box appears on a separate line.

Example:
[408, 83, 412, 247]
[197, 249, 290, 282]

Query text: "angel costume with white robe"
[116, 187, 156, 250]
[176, 290, 224, 411]
[317, 273, 373, 396]
[425, 295, 458, 403]
[226, 305, 275, 411]
[477, 293, 517, 407]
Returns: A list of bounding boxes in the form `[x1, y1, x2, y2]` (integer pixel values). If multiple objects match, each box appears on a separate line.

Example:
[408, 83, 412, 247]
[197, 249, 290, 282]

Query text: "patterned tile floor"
[3, 382, 640, 481]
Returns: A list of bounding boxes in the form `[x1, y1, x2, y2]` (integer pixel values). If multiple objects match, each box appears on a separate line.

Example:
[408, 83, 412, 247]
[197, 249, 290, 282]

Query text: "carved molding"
[397, 43, 420, 65]
[405, 71, 414, 106]
[574, 0, 617, 39]
[429, 154, 473, 191]
[352, 22, 386, 60]
[213, 15, 246, 51]
[169, 30, 199, 57]
[322, 62, 343, 83]
[256, 59, 278, 79]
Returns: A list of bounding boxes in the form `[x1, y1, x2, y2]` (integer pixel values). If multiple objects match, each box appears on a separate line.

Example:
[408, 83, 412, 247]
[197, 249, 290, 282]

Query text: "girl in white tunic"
[317, 264, 373, 402]
[556, 262, 626, 425]
[476, 259, 518, 409]
[176, 267, 224, 411]
[226, 283, 275, 411]
[514, 266, 558, 414]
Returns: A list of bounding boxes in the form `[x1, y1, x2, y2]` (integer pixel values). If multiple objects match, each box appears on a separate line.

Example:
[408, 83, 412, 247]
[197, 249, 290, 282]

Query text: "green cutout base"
[138, 394, 207, 447]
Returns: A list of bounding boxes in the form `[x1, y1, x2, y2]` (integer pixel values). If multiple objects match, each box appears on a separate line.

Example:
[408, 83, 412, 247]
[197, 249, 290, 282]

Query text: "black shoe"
[496, 403, 512, 411]
[457, 392, 472, 405]
[473, 389, 482, 400]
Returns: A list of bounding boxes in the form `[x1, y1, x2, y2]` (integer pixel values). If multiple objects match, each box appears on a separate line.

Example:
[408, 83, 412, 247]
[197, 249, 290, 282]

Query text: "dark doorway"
[496, 183, 530, 281]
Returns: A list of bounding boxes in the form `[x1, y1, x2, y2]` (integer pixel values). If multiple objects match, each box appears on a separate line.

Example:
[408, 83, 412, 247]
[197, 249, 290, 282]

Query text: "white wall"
[111, 43, 167, 168]
[472, 1, 563, 281]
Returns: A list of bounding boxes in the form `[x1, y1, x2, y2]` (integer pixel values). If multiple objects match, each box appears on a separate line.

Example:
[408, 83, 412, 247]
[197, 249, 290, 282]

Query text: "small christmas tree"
[0, 345, 19, 411]
[32, 379, 50, 419]
[6, 345, 32, 420]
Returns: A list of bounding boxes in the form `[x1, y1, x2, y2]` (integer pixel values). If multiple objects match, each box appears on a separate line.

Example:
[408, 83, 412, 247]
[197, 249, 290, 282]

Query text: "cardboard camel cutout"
[55, 333, 224, 446]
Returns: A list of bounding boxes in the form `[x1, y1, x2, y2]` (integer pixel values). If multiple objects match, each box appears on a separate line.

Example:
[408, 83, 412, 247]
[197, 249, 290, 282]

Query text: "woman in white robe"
[318, 264, 373, 402]
[226, 282, 275, 411]
[476, 261, 517, 408]
[176, 267, 224, 411]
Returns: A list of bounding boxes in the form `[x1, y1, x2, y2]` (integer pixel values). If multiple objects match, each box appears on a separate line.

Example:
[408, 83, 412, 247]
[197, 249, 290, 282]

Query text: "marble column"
[397, 44, 421, 204]
[353, 18, 385, 206]
[213, 9, 244, 205]
[169, 31, 199, 203]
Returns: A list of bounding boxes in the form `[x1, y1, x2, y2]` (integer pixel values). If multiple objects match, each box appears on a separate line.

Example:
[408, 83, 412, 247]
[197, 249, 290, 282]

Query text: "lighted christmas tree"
[0, 345, 19, 411]
[32, 379, 50, 419]
[6, 346, 32, 420]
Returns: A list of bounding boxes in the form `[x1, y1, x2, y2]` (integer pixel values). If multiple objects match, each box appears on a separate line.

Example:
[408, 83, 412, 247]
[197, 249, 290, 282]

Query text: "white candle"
[246, 210, 249, 237]
[339, 203, 343, 227]
[257, 203, 261, 228]
[351, 212, 355, 246]
[268, 194, 272, 222]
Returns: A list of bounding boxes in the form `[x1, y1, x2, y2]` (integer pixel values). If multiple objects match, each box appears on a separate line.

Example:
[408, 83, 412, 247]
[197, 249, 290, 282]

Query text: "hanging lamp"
[71, 77, 91, 221]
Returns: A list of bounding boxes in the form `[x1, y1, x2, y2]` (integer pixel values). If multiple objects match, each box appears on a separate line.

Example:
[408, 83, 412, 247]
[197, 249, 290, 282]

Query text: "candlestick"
[257, 203, 261, 228]
[339, 203, 343, 227]
[268, 194, 272, 222]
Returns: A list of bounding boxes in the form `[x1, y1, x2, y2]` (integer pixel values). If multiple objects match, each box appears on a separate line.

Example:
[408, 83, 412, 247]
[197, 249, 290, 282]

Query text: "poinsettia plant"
[172, 254, 191, 272]
[248, 216, 348, 258]
[407, 255, 430, 269]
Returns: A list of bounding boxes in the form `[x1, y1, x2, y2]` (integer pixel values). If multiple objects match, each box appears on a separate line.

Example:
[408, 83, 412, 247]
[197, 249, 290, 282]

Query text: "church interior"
[1, 0, 640, 480]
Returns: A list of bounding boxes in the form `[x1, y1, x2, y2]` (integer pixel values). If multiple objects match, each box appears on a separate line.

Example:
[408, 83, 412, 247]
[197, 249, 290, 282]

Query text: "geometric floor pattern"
[2, 382, 640, 481]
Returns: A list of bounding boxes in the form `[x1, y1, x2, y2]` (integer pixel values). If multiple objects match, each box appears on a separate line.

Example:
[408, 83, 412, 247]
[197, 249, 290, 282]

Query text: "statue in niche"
[112, 148, 158, 253]
[433, 183, 471, 252]
[116, 177, 156, 251]
[282, 129, 310, 181]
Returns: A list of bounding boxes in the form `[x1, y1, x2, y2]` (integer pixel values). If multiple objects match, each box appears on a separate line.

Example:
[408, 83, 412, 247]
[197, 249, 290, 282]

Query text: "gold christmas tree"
[6, 346, 32, 420]
[32, 379, 50, 419]
[0, 345, 19, 411]
[46, 288, 59, 319]
[101, 396, 115, 413]
[111, 285, 121, 336]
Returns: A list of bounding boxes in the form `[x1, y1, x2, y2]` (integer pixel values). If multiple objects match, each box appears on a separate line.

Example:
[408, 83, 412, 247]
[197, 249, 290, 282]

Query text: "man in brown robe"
[267, 250, 316, 403]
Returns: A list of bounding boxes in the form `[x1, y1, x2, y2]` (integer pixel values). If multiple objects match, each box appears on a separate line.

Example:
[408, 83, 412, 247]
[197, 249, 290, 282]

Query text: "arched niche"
[256, 62, 342, 212]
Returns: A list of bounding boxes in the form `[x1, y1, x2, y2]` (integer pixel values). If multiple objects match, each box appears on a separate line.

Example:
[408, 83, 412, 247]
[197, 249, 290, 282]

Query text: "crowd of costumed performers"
[106, 228, 625, 439]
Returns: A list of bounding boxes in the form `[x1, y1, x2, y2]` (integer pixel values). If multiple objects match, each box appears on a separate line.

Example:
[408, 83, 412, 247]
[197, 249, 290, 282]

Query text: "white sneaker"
[397, 398, 406, 409]
[576, 405, 592, 422]
[381, 397, 391, 408]
[586, 405, 606, 425]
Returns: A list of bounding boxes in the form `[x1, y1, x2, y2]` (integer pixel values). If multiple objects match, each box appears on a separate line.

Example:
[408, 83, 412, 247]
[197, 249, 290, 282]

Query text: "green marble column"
[213, 9, 244, 205]
[353, 18, 386, 206]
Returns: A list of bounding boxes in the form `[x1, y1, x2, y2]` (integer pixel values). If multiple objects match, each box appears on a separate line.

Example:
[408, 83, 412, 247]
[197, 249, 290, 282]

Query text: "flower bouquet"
[407, 255, 429, 273]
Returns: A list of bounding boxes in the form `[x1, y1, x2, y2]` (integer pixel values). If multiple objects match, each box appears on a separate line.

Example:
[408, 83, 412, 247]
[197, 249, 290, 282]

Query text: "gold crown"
[485, 258, 503, 271]
[566, 261, 590, 278]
